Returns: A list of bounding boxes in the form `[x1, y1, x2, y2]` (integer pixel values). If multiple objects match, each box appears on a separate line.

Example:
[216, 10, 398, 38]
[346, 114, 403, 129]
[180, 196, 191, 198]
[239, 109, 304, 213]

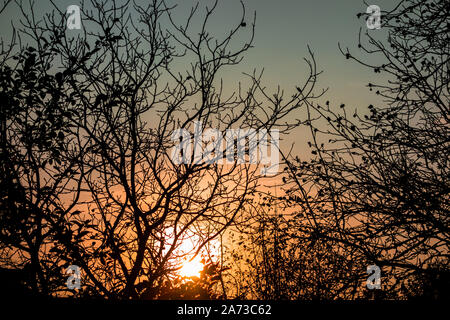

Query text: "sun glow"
[178, 255, 204, 278]
[162, 227, 221, 278]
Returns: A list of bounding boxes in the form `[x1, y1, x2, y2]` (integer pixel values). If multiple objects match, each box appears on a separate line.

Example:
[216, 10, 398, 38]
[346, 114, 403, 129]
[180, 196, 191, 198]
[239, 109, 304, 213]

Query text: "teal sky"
[0, 0, 395, 160]
[162, 0, 392, 106]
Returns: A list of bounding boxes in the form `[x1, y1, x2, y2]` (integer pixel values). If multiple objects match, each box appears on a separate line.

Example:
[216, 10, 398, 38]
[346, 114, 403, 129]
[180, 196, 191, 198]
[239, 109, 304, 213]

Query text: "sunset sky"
[0, 0, 398, 176]
[0, 0, 392, 105]
[0, 0, 397, 177]
[1, 0, 447, 303]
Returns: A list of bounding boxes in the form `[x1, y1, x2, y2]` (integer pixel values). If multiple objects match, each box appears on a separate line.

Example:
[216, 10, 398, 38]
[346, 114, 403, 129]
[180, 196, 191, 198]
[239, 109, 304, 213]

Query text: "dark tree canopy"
[283, 0, 449, 298]
[0, 0, 448, 301]
[0, 0, 320, 299]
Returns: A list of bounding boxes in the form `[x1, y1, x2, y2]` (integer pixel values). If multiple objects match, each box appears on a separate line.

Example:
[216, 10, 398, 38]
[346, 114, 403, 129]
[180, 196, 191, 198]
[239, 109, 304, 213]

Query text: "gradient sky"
[0, 0, 396, 161]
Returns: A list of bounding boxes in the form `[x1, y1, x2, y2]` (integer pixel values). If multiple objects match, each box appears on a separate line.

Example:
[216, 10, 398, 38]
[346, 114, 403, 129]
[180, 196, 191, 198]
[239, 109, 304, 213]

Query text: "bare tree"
[283, 0, 449, 298]
[1, 0, 320, 299]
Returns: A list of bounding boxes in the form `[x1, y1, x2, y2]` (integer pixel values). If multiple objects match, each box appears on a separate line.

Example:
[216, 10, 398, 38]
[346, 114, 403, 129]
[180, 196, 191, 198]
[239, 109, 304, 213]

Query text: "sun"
[178, 255, 204, 278]
[163, 227, 219, 278]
